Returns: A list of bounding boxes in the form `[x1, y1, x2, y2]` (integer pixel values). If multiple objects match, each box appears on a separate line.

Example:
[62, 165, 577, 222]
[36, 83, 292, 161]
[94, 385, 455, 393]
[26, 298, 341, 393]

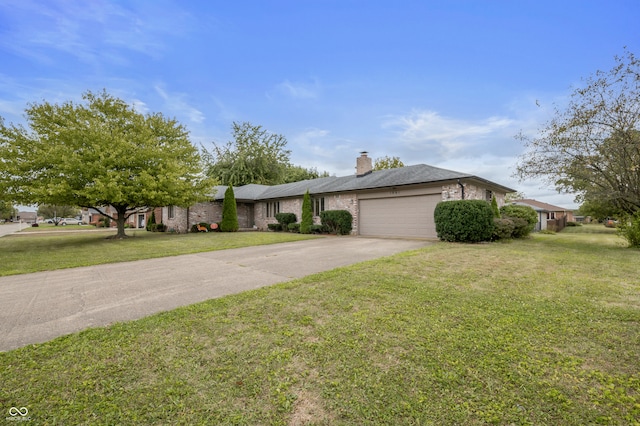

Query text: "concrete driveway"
[0, 237, 430, 351]
[0, 222, 27, 238]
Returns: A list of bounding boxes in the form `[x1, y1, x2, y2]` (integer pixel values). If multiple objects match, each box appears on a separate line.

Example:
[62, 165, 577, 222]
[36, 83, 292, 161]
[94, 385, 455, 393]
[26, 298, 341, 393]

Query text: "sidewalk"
[0, 222, 27, 237]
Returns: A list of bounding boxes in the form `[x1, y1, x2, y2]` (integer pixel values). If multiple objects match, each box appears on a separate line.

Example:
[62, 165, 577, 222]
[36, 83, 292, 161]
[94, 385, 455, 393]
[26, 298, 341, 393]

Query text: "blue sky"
[2, 0, 639, 210]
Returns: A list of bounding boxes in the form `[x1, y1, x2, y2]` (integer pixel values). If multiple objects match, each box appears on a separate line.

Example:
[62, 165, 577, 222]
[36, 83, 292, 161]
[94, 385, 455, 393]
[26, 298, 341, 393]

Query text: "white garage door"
[359, 194, 440, 238]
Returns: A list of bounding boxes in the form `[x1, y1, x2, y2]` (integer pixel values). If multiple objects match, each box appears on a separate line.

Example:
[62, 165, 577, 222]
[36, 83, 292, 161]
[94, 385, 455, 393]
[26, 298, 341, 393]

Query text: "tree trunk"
[114, 206, 128, 239]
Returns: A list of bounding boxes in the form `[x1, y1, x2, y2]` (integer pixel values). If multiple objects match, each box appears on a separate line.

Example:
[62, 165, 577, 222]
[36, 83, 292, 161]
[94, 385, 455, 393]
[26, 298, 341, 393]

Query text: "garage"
[359, 194, 441, 238]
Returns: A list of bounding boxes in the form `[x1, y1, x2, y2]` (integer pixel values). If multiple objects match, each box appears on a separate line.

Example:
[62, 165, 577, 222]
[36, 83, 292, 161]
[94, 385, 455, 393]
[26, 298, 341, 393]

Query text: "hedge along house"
[163, 152, 515, 238]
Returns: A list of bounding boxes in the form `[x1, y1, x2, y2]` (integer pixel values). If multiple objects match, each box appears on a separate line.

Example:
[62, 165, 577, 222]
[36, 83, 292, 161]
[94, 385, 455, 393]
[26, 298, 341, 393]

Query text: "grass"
[0, 230, 317, 276]
[1, 226, 639, 425]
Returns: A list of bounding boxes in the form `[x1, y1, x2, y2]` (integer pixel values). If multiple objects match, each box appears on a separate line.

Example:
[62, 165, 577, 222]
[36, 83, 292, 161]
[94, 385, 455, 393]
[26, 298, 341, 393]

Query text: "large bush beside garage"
[320, 210, 353, 235]
[434, 200, 494, 242]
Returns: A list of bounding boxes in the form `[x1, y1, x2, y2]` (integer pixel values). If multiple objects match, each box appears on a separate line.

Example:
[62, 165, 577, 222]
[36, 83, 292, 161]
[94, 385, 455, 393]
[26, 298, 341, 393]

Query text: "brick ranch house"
[162, 153, 515, 239]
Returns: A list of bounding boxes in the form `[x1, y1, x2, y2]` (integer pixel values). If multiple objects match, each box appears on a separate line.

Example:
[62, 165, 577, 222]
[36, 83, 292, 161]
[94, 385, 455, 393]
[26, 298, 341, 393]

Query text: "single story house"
[509, 199, 575, 231]
[163, 152, 516, 239]
[81, 206, 163, 229]
[17, 211, 37, 224]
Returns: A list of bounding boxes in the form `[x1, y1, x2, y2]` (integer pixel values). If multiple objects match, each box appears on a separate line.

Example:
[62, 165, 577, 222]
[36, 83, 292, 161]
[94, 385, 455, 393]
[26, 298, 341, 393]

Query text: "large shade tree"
[514, 50, 640, 215]
[203, 121, 291, 186]
[202, 121, 330, 186]
[0, 90, 215, 238]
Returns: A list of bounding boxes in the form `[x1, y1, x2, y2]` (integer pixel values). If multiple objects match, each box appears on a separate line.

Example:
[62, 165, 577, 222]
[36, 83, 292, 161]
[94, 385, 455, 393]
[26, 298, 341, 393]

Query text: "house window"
[485, 190, 493, 202]
[313, 197, 325, 216]
[547, 212, 556, 220]
[266, 201, 280, 218]
[168, 205, 175, 219]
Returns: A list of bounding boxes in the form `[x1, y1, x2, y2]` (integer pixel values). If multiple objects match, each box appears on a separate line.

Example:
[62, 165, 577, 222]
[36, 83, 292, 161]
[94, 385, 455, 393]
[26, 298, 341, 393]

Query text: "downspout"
[186, 206, 189, 234]
[457, 179, 465, 200]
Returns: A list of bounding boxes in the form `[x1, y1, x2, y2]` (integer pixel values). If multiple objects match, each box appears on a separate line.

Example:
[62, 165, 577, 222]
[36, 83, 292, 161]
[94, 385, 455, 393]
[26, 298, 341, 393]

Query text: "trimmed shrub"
[288, 222, 300, 233]
[101, 216, 111, 228]
[566, 221, 582, 227]
[492, 217, 515, 240]
[320, 210, 353, 235]
[509, 217, 531, 238]
[220, 186, 239, 232]
[310, 224, 327, 234]
[300, 190, 313, 234]
[500, 204, 537, 238]
[434, 200, 495, 243]
[275, 212, 297, 229]
[267, 223, 282, 231]
[491, 195, 500, 218]
[146, 211, 156, 231]
[153, 223, 167, 232]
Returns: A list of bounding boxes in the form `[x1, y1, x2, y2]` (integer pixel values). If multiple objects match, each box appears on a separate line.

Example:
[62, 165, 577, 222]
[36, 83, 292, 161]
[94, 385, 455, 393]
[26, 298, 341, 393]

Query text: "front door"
[138, 214, 145, 229]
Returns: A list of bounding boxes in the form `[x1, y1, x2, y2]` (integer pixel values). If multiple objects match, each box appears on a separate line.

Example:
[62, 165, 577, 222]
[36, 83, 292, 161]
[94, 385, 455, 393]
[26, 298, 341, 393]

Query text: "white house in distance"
[510, 199, 575, 232]
[162, 152, 515, 239]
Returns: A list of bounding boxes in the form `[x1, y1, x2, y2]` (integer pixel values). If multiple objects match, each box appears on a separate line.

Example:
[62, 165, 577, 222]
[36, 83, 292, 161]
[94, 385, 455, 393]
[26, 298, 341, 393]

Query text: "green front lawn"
[1, 226, 638, 425]
[0, 231, 317, 276]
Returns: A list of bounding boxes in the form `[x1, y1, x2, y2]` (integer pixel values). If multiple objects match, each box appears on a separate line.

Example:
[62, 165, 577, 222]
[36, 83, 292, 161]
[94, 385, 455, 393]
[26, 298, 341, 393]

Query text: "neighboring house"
[17, 211, 37, 224]
[509, 199, 575, 231]
[81, 206, 162, 229]
[164, 152, 515, 239]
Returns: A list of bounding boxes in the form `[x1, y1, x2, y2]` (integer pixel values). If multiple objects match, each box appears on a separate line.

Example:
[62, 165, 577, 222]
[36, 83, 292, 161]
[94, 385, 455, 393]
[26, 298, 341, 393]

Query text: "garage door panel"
[359, 195, 439, 238]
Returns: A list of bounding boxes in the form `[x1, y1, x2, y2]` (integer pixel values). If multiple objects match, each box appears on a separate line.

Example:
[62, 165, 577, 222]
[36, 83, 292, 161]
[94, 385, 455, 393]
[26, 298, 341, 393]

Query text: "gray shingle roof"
[210, 164, 514, 201]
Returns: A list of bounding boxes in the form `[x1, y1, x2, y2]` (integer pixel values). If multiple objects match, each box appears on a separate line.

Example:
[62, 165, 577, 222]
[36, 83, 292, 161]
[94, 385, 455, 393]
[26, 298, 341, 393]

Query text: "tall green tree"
[300, 190, 313, 234]
[373, 155, 405, 170]
[515, 50, 640, 215]
[203, 122, 291, 186]
[220, 186, 239, 232]
[0, 90, 215, 238]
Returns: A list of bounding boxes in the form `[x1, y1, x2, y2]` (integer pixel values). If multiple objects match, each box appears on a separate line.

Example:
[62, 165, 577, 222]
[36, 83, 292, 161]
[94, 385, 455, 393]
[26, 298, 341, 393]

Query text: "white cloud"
[154, 84, 205, 124]
[289, 128, 358, 175]
[131, 99, 149, 115]
[272, 79, 320, 100]
[382, 109, 515, 160]
[0, 0, 194, 65]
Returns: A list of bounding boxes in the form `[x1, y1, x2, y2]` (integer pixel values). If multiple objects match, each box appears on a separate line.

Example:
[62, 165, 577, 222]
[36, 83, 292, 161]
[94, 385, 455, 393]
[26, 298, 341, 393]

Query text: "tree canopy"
[514, 50, 640, 215]
[0, 200, 16, 221]
[203, 122, 291, 186]
[373, 155, 405, 171]
[203, 121, 330, 186]
[0, 90, 215, 238]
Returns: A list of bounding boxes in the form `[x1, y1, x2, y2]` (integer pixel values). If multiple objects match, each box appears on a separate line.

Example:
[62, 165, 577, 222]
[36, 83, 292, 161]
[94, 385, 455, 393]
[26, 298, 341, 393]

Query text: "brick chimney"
[356, 151, 373, 177]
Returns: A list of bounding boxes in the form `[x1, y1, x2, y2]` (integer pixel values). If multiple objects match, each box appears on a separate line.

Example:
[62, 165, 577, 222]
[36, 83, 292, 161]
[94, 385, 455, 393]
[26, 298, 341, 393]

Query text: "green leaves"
[0, 90, 216, 237]
[203, 121, 291, 186]
[515, 49, 640, 216]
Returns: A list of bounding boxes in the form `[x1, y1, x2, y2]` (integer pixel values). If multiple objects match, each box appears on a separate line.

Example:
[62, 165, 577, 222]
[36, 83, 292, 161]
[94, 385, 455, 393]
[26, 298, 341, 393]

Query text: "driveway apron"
[0, 237, 429, 351]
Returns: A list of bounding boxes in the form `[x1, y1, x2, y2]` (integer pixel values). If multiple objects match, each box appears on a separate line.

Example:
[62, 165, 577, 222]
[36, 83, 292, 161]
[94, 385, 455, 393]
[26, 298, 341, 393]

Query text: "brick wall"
[441, 183, 506, 206]
[162, 202, 254, 233]
[254, 192, 359, 233]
